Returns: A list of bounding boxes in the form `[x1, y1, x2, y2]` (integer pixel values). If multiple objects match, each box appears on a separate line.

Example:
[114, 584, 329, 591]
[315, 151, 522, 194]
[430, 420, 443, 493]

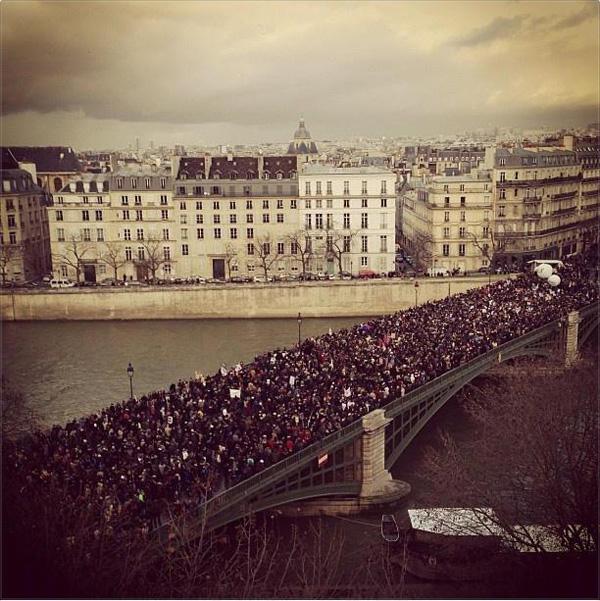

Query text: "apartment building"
[299, 165, 397, 274]
[487, 145, 591, 264]
[1, 151, 52, 283]
[401, 172, 493, 273]
[172, 155, 300, 279]
[47, 168, 173, 282]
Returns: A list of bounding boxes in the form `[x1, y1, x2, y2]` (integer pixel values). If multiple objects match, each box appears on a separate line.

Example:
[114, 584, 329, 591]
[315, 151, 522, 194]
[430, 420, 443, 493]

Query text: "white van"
[50, 279, 75, 288]
[427, 266, 451, 277]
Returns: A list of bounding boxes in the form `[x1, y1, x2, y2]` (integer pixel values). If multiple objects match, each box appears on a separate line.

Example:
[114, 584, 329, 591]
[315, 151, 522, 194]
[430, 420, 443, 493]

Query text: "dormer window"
[145, 178, 151, 188]
[263, 171, 270, 180]
[131, 178, 137, 189]
[247, 171, 254, 180]
[290, 171, 297, 179]
[117, 178, 123, 189]
[160, 178, 166, 189]
[181, 173, 187, 180]
[230, 171, 237, 180]
[214, 172, 221, 180]
[276, 172, 283, 180]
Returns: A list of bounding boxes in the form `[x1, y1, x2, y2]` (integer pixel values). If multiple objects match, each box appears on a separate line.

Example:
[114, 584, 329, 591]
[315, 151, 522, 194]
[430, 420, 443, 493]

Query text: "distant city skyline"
[1, 0, 598, 149]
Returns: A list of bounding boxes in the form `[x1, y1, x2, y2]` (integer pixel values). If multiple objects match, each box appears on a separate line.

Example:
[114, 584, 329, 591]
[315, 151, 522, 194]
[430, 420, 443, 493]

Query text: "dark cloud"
[448, 15, 526, 47]
[0, 0, 597, 147]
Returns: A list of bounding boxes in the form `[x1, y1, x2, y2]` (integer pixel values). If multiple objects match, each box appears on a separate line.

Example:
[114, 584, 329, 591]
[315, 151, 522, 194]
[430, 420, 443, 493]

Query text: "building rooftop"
[5, 146, 81, 173]
[301, 164, 394, 175]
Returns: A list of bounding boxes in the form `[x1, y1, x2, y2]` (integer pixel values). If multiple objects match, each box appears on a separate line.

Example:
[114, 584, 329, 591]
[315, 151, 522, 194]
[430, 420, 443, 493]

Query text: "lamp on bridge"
[127, 362, 135, 399]
[297, 312, 303, 345]
[414, 281, 419, 308]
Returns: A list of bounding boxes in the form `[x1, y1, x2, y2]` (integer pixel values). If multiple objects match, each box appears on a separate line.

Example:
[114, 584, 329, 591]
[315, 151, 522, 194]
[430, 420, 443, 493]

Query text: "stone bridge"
[160, 303, 598, 538]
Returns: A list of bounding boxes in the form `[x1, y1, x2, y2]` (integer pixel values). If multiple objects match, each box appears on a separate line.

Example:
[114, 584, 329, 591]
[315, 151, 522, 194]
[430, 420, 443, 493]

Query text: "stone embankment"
[0, 276, 507, 321]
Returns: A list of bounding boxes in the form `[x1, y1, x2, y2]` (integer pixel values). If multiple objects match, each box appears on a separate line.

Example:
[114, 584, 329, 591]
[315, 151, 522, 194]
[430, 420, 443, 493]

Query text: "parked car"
[340, 271, 353, 280]
[50, 278, 76, 288]
[230, 275, 245, 283]
[477, 266, 491, 274]
[358, 269, 378, 279]
[99, 277, 122, 286]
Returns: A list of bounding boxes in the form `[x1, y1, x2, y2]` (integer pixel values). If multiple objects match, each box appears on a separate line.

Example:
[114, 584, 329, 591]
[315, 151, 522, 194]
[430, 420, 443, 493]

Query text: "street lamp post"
[414, 281, 419, 308]
[127, 362, 134, 399]
[297, 312, 302, 345]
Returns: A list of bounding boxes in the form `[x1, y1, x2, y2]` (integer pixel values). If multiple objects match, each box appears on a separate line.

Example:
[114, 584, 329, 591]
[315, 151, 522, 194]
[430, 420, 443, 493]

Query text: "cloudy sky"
[1, 0, 598, 149]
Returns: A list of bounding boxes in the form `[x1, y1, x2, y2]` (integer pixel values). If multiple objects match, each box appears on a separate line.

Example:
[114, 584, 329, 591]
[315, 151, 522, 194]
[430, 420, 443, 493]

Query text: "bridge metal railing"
[193, 302, 597, 523]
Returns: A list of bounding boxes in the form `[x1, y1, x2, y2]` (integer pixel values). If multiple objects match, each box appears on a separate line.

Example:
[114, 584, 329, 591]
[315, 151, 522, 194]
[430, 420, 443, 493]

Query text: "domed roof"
[293, 118, 311, 140]
[288, 117, 318, 155]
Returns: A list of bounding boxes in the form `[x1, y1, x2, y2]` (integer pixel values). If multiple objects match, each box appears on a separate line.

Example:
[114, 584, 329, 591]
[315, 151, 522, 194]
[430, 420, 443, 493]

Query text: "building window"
[125, 246, 132, 261]
[291, 199, 297, 209]
[326, 181, 332, 195]
[95, 210, 103, 221]
[80, 210, 89, 221]
[459, 184, 465, 192]
[214, 214, 221, 224]
[326, 214, 333, 229]
[97, 228, 104, 242]
[82, 196, 89, 204]
[162, 228, 169, 241]
[315, 199, 322, 209]
[262, 200, 269, 209]
[262, 242, 270, 255]
[361, 213, 368, 228]
[343, 236, 351, 252]
[361, 198, 368, 208]
[134, 195, 142, 206]
[213, 201, 220, 210]
[123, 210, 130, 220]
[361, 256, 368, 267]
[499, 171, 506, 182]
[484, 210, 489, 221]
[343, 213, 350, 229]
[246, 200, 253, 210]
[145, 178, 151, 189]
[135, 210, 143, 221]
[117, 178, 123, 189]
[57, 228, 65, 242]
[442, 244, 449, 256]
[460, 196, 466, 206]
[315, 181, 322, 195]
[380, 235, 387, 252]
[443, 227, 450, 238]
[483, 226, 489, 238]
[460, 211, 465, 222]
[315, 214, 323, 229]
[262, 213, 270, 223]
[55, 210, 63, 221]
[458, 243, 466, 256]
[343, 199, 350, 208]
[245, 214, 253, 224]
[214, 228, 221, 239]
[305, 214, 312, 229]
[230, 228, 238, 239]
[277, 242, 285, 255]
[197, 228, 204, 239]
[161, 210, 169, 220]
[247, 228, 254, 239]
[180, 214, 187, 225]
[498, 205, 505, 217]
[247, 243, 255, 255]
[305, 182, 311, 195]
[459, 226, 466, 238]
[361, 235, 368, 253]
[361, 181, 368, 194]
[229, 201, 236, 210]
[81, 228, 91, 241]
[121, 195, 129, 205]
[291, 242, 298, 254]
[381, 180, 387, 194]
[344, 181, 350, 194]
[305, 199, 311, 209]
[124, 228, 131, 241]
[277, 213, 284, 223]
[181, 228, 188, 240]
[61, 265, 68, 277]
[137, 247, 145, 261]
[229, 214, 237, 224]
[194, 186, 203, 196]
[195, 214, 203, 225]
[381, 198, 387, 208]
[177, 186, 186, 195]
[196, 201, 203, 210]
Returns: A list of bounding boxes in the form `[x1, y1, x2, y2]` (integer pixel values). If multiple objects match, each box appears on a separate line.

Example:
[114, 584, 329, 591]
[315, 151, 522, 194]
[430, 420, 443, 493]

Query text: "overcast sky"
[1, 0, 598, 149]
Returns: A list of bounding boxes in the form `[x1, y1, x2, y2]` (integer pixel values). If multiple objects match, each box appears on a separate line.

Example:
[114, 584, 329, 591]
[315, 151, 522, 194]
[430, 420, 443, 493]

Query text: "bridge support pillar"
[565, 310, 580, 367]
[359, 409, 393, 497]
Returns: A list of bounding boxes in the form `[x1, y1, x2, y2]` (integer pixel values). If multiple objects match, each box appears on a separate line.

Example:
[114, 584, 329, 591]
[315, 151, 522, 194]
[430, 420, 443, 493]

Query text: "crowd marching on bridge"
[4, 253, 598, 532]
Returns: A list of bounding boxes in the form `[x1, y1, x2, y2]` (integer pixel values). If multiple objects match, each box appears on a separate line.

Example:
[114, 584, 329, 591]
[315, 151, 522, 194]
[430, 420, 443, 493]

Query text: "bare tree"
[254, 235, 279, 280]
[0, 241, 20, 285]
[224, 243, 238, 280]
[53, 234, 93, 283]
[325, 228, 359, 275]
[419, 357, 598, 554]
[138, 237, 168, 282]
[467, 223, 514, 272]
[285, 230, 313, 278]
[100, 242, 127, 281]
[410, 231, 433, 271]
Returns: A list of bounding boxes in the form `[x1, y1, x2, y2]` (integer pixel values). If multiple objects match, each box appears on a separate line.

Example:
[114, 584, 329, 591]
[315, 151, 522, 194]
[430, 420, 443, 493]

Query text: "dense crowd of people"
[4, 254, 598, 531]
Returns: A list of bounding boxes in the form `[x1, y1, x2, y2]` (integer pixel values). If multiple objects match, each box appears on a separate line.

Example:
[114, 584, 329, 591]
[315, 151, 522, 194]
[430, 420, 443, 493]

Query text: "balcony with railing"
[496, 174, 581, 188]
